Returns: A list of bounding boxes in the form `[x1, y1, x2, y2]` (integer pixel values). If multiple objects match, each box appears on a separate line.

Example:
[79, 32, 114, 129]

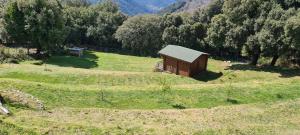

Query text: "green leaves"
[285, 12, 300, 48]
[3, 0, 66, 54]
[63, 1, 126, 48]
[115, 15, 164, 56]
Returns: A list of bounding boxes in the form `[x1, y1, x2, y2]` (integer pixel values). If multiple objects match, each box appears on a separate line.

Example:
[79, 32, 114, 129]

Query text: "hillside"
[1, 51, 300, 134]
[90, 0, 177, 15]
[160, 0, 212, 14]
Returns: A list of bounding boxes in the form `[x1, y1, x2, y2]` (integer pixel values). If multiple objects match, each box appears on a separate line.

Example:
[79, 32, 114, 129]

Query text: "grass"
[44, 51, 158, 72]
[0, 51, 300, 134]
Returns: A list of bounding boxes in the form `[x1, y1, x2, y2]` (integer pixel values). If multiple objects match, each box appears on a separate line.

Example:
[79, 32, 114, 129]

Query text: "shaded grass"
[229, 64, 300, 78]
[44, 51, 160, 72]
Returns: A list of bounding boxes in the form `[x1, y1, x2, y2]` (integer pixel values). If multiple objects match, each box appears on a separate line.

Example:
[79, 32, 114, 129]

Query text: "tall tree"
[4, 0, 67, 54]
[162, 25, 179, 45]
[206, 14, 230, 56]
[4, 1, 27, 45]
[23, 0, 67, 54]
[162, 13, 184, 28]
[115, 15, 164, 56]
[64, 0, 126, 48]
[192, 0, 224, 24]
[285, 11, 300, 51]
[62, 0, 91, 7]
[86, 1, 126, 48]
[245, 34, 261, 65]
[0, 0, 7, 44]
[259, 4, 295, 66]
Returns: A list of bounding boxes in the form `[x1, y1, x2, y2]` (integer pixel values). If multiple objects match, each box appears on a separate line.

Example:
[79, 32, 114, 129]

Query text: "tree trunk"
[250, 53, 260, 66]
[36, 48, 41, 55]
[27, 43, 30, 55]
[270, 55, 279, 66]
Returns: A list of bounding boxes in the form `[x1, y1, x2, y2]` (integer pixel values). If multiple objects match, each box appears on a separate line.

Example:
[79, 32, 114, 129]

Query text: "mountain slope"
[160, 0, 212, 14]
[90, 0, 177, 15]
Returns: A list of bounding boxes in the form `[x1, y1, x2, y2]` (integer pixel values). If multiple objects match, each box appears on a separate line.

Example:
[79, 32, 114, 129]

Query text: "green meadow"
[1, 51, 300, 134]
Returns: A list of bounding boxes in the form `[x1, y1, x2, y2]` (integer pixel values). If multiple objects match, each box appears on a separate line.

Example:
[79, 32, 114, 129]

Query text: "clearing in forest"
[0, 51, 300, 134]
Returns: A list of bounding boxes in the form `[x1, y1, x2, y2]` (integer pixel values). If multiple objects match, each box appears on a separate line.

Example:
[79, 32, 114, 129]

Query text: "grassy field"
[0, 51, 300, 134]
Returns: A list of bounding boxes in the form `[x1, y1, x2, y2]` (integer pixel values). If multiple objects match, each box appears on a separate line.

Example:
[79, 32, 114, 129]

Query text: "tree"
[3, 0, 67, 54]
[4, 1, 27, 45]
[285, 11, 300, 48]
[64, 0, 126, 48]
[276, 0, 300, 9]
[115, 15, 164, 56]
[177, 23, 206, 49]
[0, 0, 7, 44]
[192, 0, 223, 24]
[245, 34, 261, 65]
[22, 0, 67, 54]
[162, 13, 183, 28]
[162, 25, 179, 45]
[62, 0, 91, 7]
[86, 1, 126, 48]
[206, 14, 229, 55]
[259, 4, 293, 66]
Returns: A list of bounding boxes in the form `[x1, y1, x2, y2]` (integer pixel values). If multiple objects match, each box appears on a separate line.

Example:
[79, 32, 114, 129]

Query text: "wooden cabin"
[158, 45, 209, 77]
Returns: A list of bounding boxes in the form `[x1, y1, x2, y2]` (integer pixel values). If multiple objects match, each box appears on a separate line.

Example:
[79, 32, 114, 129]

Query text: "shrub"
[0, 47, 32, 63]
[172, 103, 186, 109]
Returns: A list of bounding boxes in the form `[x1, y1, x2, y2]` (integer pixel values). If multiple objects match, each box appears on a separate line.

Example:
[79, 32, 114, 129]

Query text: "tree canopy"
[1, 0, 300, 66]
[3, 0, 66, 54]
[115, 15, 163, 56]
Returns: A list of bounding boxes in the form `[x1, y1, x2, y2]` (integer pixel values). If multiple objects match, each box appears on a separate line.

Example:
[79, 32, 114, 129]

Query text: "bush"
[172, 103, 186, 109]
[0, 47, 32, 64]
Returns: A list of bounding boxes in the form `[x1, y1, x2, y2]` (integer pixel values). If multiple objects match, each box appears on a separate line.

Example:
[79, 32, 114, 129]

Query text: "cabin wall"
[178, 61, 190, 76]
[198, 55, 208, 71]
[190, 55, 208, 76]
[164, 56, 178, 74]
[190, 61, 199, 76]
[162, 54, 208, 77]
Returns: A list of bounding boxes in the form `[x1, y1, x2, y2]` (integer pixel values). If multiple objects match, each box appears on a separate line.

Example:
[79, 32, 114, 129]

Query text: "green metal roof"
[158, 45, 208, 63]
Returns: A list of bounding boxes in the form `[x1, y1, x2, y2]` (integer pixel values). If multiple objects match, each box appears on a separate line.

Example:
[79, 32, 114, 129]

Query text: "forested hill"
[90, 0, 178, 15]
[159, 0, 212, 14]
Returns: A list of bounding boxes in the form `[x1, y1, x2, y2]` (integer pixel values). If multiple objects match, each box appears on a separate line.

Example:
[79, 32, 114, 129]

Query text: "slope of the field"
[0, 51, 300, 134]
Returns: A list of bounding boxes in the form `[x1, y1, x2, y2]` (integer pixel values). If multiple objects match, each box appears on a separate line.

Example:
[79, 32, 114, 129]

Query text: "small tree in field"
[97, 78, 108, 102]
[159, 77, 171, 102]
[224, 72, 238, 104]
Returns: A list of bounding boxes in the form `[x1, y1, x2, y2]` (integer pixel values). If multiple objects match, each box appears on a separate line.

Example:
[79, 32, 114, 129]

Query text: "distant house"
[158, 45, 209, 77]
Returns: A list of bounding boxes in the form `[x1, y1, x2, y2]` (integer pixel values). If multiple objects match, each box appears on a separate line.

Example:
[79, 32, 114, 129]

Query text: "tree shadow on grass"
[228, 64, 300, 78]
[44, 51, 98, 69]
[193, 71, 223, 82]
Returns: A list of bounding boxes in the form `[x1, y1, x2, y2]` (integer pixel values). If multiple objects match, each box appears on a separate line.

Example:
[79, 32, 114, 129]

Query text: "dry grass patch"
[0, 90, 44, 110]
[3, 99, 300, 134]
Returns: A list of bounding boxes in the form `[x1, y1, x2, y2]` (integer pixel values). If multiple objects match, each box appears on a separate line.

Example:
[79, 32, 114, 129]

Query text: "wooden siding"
[178, 61, 190, 76]
[165, 56, 178, 74]
[161, 54, 208, 77]
[198, 55, 208, 71]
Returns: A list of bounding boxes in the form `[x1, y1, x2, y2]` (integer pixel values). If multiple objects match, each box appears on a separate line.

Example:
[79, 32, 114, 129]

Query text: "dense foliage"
[115, 15, 164, 56]
[3, 0, 66, 54]
[0, 0, 299, 66]
[116, 0, 300, 66]
[64, 0, 126, 48]
[0, 0, 126, 54]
